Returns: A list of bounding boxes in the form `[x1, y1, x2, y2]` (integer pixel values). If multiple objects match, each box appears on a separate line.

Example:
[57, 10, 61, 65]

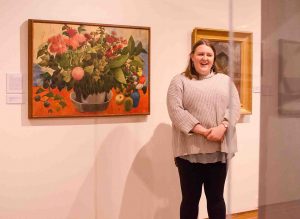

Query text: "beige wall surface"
[0, 0, 260, 218]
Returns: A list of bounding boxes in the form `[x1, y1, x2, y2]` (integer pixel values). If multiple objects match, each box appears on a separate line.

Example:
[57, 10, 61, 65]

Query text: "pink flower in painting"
[65, 34, 86, 50]
[65, 37, 80, 50]
[73, 33, 86, 44]
[111, 30, 117, 36]
[66, 28, 77, 37]
[48, 34, 68, 54]
[106, 35, 117, 44]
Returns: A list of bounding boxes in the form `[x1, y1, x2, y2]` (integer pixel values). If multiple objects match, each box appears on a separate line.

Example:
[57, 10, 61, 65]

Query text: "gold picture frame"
[192, 28, 253, 115]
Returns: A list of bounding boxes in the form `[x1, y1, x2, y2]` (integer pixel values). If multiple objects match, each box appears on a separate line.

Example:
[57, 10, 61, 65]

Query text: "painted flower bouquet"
[34, 24, 148, 113]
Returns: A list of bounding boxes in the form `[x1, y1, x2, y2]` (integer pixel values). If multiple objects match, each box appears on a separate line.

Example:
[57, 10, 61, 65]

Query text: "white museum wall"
[0, 0, 260, 218]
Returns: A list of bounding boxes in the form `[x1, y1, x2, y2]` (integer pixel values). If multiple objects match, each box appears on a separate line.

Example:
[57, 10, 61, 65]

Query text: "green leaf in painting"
[78, 25, 86, 33]
[40, 72, 52, 80]
[56, 53, 70, 70]
[141, 48, 148, 54]
[84, 65, 94, 74]
[134, 42, 143, 56]
[86, 46, 97, 54]
[127, 36, 135, 55]
[54, 94, 63, 100]
[61, 70, 71, 83]
[59, 101, 67, 108]
[36, 44, 48, 58]
[121, 47, 129, 55]
[36, 88, 45, 94]
[130, 60, 144, 68]
[38, 53, 50, 66]
[113, 68, 127, 84]
[40, 54, 50, 61]
[45, 92, 54, 98]
[133, 56, 144, 65]
[108, 54, 129, 69]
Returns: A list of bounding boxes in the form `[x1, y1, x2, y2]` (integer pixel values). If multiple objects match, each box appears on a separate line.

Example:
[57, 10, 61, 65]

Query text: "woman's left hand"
[206, 125, 227, 142]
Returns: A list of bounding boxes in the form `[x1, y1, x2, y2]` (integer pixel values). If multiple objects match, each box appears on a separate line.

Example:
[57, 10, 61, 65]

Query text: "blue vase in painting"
[131, 90, 140, 108]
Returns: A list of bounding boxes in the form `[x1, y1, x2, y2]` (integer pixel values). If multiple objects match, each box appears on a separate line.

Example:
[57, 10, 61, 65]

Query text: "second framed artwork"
[192, 28, 253, 115]
[278, 39, 300, 116]
[28, 19, 150, 118]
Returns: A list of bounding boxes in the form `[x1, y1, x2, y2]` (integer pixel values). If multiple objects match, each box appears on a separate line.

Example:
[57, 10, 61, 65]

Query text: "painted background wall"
[0, 0, 261, 218]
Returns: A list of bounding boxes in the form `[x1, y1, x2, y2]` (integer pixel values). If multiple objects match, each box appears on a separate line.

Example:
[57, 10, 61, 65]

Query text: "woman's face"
[191, 44, 215, 76]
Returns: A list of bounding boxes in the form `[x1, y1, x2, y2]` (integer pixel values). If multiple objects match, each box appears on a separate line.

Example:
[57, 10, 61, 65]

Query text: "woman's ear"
[190, 53, 194, 63]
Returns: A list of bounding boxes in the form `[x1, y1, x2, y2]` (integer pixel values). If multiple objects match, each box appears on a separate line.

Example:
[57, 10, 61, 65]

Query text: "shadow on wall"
[118, 123, 180, 219]
[65, 123, 179, 219]
[66, 168, 96, 219]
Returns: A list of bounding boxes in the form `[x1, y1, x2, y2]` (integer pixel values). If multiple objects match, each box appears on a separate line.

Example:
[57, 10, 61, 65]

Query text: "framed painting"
[28, 19, 150, 118]
[278, 39, 300, 116]
[192, 28, 253, 115]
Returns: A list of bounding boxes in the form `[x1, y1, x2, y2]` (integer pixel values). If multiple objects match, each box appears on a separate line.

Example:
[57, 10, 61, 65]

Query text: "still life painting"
[28, 19, 150, 118]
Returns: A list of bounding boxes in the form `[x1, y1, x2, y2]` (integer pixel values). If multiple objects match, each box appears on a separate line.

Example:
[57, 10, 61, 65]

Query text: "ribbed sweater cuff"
[179, 117, 199, 135]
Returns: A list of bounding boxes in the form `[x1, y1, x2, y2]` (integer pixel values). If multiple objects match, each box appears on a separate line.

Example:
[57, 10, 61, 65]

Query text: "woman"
[167, 39, 240, 219]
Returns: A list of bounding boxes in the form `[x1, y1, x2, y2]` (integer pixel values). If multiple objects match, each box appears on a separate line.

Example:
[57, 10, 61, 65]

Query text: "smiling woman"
[167, 39, 241, 219]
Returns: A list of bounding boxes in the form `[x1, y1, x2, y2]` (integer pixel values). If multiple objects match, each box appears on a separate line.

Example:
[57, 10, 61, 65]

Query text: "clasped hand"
[192, 124, 226, 142]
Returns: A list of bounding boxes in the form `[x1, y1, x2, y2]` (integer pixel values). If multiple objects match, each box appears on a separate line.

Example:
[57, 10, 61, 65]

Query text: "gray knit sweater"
[167, 72, 240, 158]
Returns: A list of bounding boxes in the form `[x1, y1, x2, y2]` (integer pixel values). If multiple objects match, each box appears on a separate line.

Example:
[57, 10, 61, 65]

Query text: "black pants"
[175, 157, 227, 219]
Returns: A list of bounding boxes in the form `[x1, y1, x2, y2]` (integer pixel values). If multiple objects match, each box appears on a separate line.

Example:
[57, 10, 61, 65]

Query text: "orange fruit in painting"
[71, 67, 84, 81]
